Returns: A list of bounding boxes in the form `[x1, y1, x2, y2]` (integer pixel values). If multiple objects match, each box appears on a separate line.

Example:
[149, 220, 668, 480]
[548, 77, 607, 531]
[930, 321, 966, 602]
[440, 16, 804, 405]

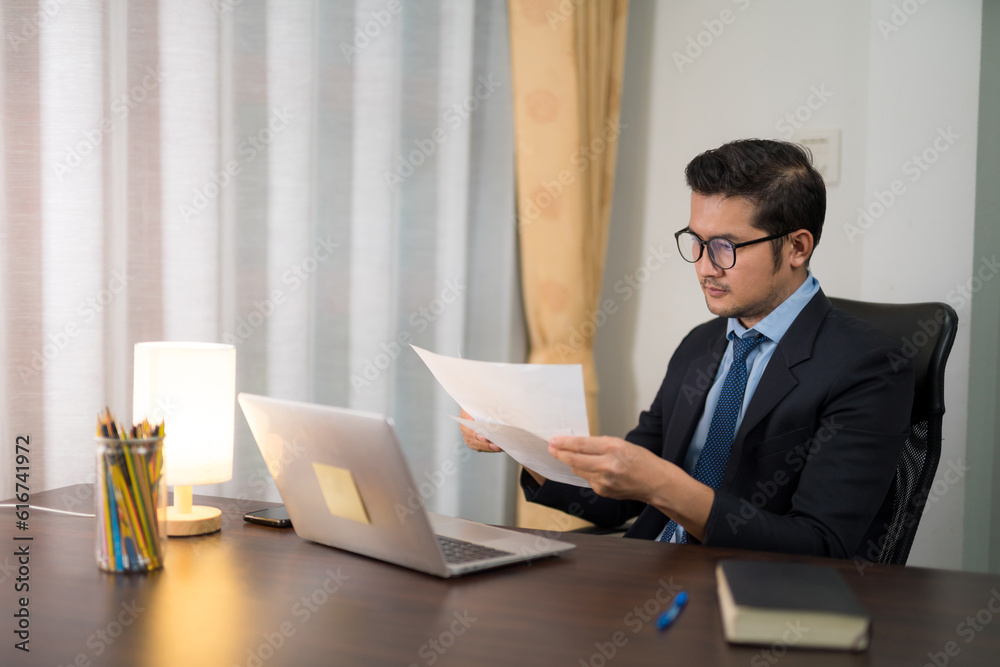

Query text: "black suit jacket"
[522, 290, 915, 559]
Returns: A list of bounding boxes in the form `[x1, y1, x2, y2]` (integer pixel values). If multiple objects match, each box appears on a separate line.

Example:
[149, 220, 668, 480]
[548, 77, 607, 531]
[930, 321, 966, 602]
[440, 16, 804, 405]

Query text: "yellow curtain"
[509, 0, 629, 529]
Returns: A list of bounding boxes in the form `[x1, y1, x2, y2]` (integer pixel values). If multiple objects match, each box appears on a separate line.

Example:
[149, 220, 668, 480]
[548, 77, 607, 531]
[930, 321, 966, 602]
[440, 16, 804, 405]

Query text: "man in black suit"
[462, 139, 914, 559]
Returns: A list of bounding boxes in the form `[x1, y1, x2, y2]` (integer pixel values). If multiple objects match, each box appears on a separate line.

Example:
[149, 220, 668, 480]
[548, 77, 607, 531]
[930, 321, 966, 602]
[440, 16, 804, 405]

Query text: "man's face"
[687, 193, 803, 329]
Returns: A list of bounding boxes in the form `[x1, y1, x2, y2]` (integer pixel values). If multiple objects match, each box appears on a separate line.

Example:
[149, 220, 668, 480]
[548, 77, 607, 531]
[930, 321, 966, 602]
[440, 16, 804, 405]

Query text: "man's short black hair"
[685, 139, 826, 267]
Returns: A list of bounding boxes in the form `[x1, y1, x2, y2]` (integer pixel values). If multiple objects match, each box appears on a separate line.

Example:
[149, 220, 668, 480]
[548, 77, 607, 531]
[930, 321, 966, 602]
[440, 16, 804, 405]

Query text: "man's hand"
[547, 435, 663, 501]
[458, 409, 501, 452]
[548, 435, 715, 542]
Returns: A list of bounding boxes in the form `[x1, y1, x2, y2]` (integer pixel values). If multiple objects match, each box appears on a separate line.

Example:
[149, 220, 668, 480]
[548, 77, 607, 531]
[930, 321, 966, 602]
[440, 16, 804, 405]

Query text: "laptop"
[237, 393, 575, 577]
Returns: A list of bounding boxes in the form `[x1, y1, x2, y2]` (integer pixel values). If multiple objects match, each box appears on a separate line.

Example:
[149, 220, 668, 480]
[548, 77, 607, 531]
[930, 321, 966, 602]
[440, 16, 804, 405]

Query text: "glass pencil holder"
[95, 436, 167, 573]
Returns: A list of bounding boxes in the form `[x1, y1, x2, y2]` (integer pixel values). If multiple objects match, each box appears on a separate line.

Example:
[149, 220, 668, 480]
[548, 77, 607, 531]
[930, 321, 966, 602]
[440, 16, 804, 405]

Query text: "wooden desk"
[4, 485, 1000, 666]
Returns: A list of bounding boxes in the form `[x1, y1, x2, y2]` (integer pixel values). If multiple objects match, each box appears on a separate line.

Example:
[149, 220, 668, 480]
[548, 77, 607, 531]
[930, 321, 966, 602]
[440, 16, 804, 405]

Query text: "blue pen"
[657, 591, 688, 631]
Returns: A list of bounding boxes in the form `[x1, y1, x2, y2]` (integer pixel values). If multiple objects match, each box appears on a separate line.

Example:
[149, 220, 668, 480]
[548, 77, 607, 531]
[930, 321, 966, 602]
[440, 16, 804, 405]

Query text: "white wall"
[596, 0, 983, 570]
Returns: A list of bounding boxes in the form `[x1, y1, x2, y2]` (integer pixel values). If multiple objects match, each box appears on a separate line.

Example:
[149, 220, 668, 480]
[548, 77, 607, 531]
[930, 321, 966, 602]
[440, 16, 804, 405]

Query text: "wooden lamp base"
[166, 485, 222, 536]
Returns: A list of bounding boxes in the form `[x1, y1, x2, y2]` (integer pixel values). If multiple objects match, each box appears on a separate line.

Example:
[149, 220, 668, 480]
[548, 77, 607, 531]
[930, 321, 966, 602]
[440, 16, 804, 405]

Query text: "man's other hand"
[458, 409, 501, 452]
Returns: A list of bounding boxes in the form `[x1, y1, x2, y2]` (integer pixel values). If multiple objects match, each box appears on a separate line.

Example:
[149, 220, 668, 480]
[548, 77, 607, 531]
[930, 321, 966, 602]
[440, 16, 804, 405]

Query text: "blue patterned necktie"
[659, 332, 766, 544]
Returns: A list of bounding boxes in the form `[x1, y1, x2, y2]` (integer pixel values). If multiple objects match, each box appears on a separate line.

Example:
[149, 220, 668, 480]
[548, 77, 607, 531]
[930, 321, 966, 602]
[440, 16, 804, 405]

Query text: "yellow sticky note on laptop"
[311, 462, 371, 525]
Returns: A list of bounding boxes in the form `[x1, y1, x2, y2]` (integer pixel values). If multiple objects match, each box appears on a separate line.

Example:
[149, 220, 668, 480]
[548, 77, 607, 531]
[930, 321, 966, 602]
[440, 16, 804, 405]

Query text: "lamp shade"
[133, 342, 236, 487]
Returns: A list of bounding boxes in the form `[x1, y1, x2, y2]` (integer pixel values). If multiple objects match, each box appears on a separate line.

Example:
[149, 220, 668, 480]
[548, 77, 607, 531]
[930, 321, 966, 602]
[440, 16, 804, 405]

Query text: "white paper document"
[411, 345, 591, 488]
[454, 418, 586, 487]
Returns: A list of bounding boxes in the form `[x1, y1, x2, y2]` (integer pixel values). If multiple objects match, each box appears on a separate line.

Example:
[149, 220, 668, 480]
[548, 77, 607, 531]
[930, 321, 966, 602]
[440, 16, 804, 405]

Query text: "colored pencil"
[95, 409, 166, 572]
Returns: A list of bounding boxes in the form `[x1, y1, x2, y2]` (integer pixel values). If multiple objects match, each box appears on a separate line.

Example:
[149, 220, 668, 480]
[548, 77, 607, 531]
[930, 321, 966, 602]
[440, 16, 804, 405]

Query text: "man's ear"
[788, 230, 814, 268]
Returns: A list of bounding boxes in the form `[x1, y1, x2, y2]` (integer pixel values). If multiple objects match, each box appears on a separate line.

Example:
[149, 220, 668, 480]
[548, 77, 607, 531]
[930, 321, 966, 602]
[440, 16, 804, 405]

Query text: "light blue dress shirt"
[660, 272, 821, 543]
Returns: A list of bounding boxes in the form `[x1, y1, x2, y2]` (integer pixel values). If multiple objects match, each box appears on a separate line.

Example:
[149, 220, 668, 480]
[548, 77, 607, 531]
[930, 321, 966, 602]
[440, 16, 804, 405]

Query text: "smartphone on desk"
[244, 506, 293, 528]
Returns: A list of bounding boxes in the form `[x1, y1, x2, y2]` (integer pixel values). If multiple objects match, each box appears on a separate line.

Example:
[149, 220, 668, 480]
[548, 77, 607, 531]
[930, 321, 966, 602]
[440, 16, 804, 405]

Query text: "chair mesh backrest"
[877, 417, 941, 564]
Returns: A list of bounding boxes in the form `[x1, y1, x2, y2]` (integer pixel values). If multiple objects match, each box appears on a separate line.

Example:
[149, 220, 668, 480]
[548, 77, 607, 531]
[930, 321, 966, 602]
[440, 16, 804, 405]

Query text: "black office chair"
[829, 298, 958, 565]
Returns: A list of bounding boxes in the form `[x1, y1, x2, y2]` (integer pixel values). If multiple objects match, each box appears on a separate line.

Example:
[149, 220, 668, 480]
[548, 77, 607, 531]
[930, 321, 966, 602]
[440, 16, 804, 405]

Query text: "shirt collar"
[728, 272, 821, 343]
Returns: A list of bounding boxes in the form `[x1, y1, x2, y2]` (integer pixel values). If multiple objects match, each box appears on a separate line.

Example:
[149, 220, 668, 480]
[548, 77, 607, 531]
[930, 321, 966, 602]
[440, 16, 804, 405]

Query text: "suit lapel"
[726, 291, 832, 477]
[662, 329, 729, 464]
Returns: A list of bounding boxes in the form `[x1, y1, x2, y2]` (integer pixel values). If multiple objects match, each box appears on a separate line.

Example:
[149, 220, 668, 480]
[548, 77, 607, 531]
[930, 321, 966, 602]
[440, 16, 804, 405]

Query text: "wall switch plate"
[794, 129, 840, 186]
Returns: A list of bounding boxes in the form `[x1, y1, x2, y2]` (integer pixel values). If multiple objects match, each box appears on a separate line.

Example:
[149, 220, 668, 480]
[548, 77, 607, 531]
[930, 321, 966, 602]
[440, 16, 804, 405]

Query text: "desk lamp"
[133, 342, 236, 536]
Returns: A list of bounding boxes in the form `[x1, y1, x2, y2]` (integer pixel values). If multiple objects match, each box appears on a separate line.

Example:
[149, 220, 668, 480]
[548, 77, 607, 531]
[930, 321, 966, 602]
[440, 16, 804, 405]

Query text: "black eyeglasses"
[674, 228, 787, 270]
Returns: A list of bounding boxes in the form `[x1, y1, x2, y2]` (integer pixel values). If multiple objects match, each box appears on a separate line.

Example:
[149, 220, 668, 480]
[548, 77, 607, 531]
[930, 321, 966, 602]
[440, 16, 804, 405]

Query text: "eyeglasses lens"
[678, 232, 701, 263]
[707, 238, 735, 269]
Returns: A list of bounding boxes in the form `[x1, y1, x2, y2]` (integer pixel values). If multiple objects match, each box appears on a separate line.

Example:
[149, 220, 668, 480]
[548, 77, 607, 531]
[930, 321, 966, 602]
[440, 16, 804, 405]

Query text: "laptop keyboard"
[436, 535, 514, 564]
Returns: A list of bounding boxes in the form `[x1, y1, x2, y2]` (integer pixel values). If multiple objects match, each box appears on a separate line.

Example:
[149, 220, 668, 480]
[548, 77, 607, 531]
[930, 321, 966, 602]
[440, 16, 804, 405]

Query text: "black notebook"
[716, 560, 871, 651]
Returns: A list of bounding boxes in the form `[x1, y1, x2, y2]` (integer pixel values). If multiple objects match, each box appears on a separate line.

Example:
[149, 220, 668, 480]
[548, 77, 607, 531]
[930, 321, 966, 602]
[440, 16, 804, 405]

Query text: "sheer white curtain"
[0, 0, 523, 525]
